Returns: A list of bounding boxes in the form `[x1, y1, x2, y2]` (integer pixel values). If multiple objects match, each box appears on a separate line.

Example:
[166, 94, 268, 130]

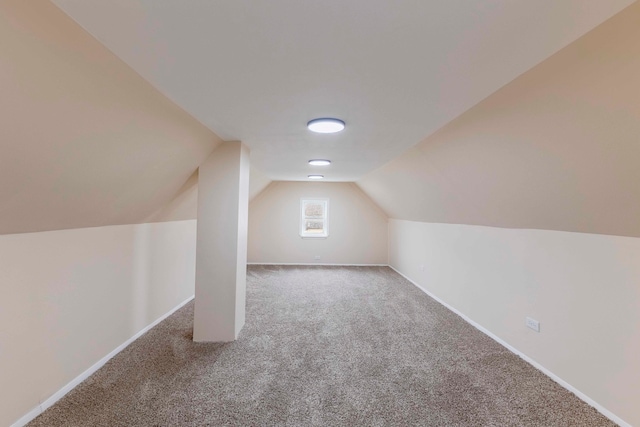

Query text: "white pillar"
[193, 141, 250, 342]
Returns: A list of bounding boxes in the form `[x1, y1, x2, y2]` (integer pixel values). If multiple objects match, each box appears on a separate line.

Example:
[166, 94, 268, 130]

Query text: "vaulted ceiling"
[51, 0, 634, 181]
[1, 0, 638, 235]
[358, 0, 640, 237]
[0, 0, 221, 234]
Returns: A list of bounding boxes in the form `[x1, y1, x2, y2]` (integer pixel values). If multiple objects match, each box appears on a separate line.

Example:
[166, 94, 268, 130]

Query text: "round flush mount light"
[308, 159, 331, 166]
[308, 175, 324, 180]
[307, 118, 345, 133]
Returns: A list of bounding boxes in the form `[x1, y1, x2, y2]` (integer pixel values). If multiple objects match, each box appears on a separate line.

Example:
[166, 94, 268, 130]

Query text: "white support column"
[193, 141, 250, 342]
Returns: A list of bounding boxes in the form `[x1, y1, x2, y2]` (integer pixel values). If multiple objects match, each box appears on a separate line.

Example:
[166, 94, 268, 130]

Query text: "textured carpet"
[29, 265, 614, 426]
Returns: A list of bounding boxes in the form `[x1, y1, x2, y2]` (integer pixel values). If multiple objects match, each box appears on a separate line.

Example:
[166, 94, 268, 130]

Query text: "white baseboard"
[11, 295, 194, 427]
[388, 265, 630, 427]
[247, 263, 389, 267]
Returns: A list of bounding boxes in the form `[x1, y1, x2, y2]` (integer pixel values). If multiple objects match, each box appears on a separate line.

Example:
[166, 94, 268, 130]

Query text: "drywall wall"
[248, 182, 388, 265]
[0, 0, 221, 235]
[194, 142, 250, 342]
[0, 220, 197, 427]
[146, 166, 272, 223]
[248, 167, 273, 202]
[146, 170, 200, 223]
[355, 4, 640, 425]
[357, 1, 640, 238]
[389, 219, 640, 426]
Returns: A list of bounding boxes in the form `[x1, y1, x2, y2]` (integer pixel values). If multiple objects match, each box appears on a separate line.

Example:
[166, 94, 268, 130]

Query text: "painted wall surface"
[248, 182, 388, 265]
[147, 166, 272, 224]
[357, 2, 640, 238]
[389, 219, 640, 426]
[146, 171, 200, 223]
[248, 167, 273, 202]
[194, 142, 250, 342]
[0, 0, 221, 235]
[0, 220, 197, 427]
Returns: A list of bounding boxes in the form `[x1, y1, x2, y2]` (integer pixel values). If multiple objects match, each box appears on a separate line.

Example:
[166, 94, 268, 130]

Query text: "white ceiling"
[51, 0, 634, 181]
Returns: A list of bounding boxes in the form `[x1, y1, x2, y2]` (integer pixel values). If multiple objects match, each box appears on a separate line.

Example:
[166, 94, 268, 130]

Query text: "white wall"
[0, 220, 197, 427]
[194, 142, 250, 342]
[389, 219, 640, 426]
[248, 182, 388, 265]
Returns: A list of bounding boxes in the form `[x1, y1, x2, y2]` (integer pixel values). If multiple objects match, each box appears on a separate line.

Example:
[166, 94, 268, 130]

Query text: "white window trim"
[300, 198, 329, 238]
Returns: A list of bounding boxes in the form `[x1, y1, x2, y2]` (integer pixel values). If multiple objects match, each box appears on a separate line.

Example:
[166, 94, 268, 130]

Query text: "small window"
[300, 198, 329, 238]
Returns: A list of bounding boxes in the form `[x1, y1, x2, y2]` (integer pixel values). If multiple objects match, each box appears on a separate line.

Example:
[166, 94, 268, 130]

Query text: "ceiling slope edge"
[357, 1, 640, 238]
[0, 0, 223, 235]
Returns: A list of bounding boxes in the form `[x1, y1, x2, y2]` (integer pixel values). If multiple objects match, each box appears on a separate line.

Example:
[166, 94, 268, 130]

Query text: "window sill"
[300, 235, 328, 239]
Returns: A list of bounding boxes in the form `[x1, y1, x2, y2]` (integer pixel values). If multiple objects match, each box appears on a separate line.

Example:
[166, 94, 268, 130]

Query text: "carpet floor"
[29, 265, 614, 426]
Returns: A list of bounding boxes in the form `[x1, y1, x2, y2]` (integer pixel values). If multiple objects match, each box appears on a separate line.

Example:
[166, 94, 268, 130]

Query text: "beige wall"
[0, 0, 221, 235]
[354, 4, 640, 426]
[0, 220, 197, 427]
[147, 166, 272, 224]
[389, 219, 640, 426]
[248, 182, 388, 265]
[146, 171, 200, 223]
[358, 1, 640, 238]
[248, 167, 273, 202]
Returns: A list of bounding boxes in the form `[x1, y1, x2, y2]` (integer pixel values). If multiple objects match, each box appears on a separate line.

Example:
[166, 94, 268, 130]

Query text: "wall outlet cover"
[526, 317, 541, 332]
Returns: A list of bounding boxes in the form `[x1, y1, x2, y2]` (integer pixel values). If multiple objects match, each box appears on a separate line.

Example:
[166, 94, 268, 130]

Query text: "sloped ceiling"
[51, 0, 634, 181]
[0, 0, 221, 234]
[145, 166, 273, 223]
[357, 1, 640, 238]
[248, 167, 273, 202]
[3, 1, 638, 236]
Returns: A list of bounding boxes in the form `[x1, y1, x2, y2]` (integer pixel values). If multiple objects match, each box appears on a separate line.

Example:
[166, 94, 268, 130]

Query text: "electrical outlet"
[314, 255, 321, 260]
[526, 317, 540, 332]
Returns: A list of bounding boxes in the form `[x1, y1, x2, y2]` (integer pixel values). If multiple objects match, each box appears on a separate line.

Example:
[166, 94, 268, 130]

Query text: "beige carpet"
[29, 265, 614, 426]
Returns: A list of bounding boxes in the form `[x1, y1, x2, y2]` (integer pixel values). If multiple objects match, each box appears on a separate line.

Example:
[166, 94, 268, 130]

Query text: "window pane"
[304, 202, 324, 218]
[305, 220, 325, 233]
[300, 198, 328, 237]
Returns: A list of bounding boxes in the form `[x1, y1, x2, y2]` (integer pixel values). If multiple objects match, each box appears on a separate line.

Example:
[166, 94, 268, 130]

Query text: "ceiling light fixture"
[307, 118, 345, 133]
[308, 175, 324, 180]
[308, 159, 331, 166]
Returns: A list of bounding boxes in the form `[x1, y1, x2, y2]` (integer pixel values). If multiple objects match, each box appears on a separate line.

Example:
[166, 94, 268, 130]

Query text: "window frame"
[299, 198, 329, 238]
